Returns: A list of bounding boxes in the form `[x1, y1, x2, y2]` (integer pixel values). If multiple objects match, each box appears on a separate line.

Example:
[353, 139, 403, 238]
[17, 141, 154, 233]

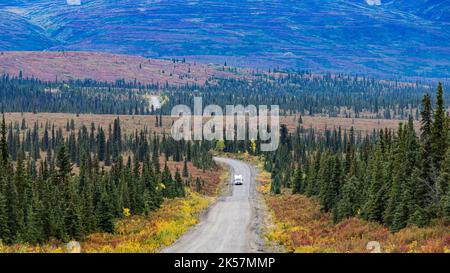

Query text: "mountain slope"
[384, 0, 450, 22]
[0, 9, 54, 50]
[0, 0, 449, 79]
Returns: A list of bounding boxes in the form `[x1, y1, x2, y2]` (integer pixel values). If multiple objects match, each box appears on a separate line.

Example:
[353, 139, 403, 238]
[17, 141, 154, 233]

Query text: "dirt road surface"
[162, 157, 264, 253]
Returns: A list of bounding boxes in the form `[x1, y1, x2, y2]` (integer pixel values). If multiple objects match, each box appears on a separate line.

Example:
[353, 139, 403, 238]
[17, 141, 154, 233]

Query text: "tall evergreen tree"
[0, 186, 10, 243]
[443, 185, 450, 221]
[391, 168, 419, 232]
[162, 162, 174, 198]
[174, 169, 186, 197]
[292, 167, 303, 194]
[270, 172, 282, 195]
[182, 158, 189, 178]
[336, 176, 359, 221]
[438, 148, 450, 216]
[6, 175, 23, 242]
[362, 145, 386, 223]
[97, 191, 114, 233]
[23, 201, 42, 244]
[56, 143, 73, 183]
[431, 83, 447, 169]
[195, 177, 202, 193]
[414, 93, 437, 226]
[65, 178, 83, 239]
[0, 114, 8, 164]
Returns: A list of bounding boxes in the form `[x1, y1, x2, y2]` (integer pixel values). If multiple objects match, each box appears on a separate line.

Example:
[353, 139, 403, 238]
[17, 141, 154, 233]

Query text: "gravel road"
[162, 157, 264, 253]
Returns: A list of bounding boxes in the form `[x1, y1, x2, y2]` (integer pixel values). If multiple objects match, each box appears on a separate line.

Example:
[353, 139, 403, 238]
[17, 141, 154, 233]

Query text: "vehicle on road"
[234, 174, 243, 185]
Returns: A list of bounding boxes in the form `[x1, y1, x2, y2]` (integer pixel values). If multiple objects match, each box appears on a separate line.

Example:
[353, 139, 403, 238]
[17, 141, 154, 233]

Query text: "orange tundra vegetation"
[256, 164, 450, 253]
[264, 193, 450, 253]
[0, 51, 248, 86]
[161, 159, 224, 196]
[81, 190, 210, 253]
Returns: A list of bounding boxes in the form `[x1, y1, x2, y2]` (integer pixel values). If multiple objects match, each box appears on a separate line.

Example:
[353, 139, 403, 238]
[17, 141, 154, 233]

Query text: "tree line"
[2, 72, 446, 119]
[162, 72, 444, 119]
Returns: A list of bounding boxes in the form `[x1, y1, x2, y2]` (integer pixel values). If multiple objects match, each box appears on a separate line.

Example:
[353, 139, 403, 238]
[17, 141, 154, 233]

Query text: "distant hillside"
[384, 0, 450, 22]
[0, 1, 449, 79]
[0, 51, 244, 85]
[0, 10, 54, 50]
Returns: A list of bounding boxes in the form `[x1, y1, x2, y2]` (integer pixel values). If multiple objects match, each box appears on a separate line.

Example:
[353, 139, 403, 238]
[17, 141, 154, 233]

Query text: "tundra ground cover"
[264, 193, 450, 253]
[253, 156, 450, 253]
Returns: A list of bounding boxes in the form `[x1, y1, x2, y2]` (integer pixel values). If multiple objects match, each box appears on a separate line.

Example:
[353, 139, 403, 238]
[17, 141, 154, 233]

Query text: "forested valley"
[0, 71, 448, 250]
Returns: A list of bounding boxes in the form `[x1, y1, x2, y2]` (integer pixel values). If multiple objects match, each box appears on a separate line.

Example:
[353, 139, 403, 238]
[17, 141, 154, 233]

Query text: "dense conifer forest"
[0, 117, 214, 244]
[265, 84, 450, 232]
[2, 72, 447, 119]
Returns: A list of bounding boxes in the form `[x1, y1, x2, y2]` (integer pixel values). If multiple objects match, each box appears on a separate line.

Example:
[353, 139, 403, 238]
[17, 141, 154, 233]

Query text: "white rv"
[234, 174, 243, 185]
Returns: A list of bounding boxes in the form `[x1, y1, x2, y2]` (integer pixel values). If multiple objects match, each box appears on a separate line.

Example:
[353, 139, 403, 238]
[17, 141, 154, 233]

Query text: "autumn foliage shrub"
[80, 190, 210, 252]
[0, 191, 210, 253]
[264, 193, 450, 253]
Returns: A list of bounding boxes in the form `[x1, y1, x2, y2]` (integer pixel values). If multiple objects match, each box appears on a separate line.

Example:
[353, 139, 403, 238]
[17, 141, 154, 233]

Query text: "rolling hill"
[0, 51, 244, 85]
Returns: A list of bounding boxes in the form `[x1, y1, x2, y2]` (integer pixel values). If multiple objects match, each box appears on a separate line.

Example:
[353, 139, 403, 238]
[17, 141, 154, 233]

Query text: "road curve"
[162, 157, 262, 253]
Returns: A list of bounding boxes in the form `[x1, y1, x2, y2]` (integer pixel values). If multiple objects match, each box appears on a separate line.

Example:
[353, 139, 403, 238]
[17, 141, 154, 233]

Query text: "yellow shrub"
[0, 190, 210, 253]
[123, 208, 131, 217]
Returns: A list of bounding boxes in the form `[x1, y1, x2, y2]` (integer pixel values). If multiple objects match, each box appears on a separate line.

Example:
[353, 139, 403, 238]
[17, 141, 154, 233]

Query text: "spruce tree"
[195, 177, 202, 193]
[82, 176, 97, 233]
[41, 180, 59, 240]
[0, 188, 10, 243]
[361, 145, 386, 223]
[443, 185, 450, 221]
[119, 163, 131, 211]
[305, 151, 321, 196]
[414, 93, 436, 226]
[270, 172, 282, 194]
[320, 155, 341, 212]
[6, 176, 23, 242]
[23, 202, 40, 244]
[97, 192, 114, 233]
[336, 175, 359, 221]
[282, 167, 292, 188]
[438, 146, 450, 193]
[384, 124, 407, 227]
[162, 162, 174, 198]
[146, 166, 163, 211]
[183, 159, 189, 178]
[174, 169, 186, 197]
[65, 178, 83, 239]
[0, 114, 7, 164]
[431, 83, 447, 169]
[392, 168, 419, 232]
[105, 140, 111, 166]
[292, 167, 303, 194]
[56, 143, 73, 183]
[389, 119, 421, 231]
[97, 127, 106, 161]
